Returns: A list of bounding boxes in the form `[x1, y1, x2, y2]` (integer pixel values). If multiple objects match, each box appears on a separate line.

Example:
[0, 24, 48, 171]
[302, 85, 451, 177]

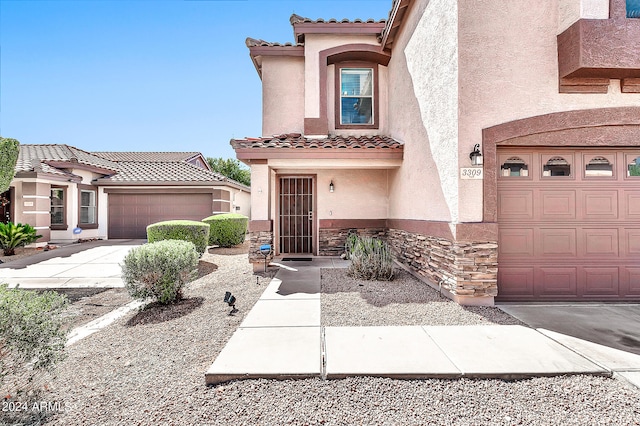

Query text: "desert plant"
[146, 220, 210, 256]
[0, 285, 69, 398]
[347, 236, 394, 281]
[343, 231, 360, 260]
[0, 222, 42, 256]
[121, 240, 199, 304]
[202, 213, 248, 247]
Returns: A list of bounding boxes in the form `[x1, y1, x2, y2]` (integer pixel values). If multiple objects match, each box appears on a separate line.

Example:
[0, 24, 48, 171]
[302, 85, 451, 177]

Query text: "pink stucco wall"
[262, 56, 305, 136]
[457, 0, 640, 222]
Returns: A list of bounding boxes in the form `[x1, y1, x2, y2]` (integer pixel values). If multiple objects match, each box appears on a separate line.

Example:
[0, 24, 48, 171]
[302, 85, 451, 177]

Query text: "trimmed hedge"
[202, 213, 248, 247]
[121, 240, 199, 304]
[146, 220, 210, 256]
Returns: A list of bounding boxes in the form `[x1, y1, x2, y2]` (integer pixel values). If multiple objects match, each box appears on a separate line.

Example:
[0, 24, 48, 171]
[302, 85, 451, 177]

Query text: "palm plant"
[0, 222, 42, 256]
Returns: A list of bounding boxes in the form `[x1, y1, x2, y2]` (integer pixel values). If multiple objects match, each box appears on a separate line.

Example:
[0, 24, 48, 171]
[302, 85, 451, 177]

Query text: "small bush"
[0, 285, 69, 398]
[0, 222, 42, 256]
[146, 220, 209, 256]
[202, 213, 248, 247]
[121, 240, 199, 304]
[347, 236, 394, 281]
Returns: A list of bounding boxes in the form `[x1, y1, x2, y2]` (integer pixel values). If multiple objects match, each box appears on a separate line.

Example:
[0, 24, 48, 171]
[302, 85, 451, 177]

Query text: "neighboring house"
[3, 145, 250, 242]
[232, 0, 640, 305]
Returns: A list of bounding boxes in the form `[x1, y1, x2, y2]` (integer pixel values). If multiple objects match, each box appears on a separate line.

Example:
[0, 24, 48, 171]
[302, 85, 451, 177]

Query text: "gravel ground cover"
[3, 256, 638, 425]
[321, 268, 523, 326]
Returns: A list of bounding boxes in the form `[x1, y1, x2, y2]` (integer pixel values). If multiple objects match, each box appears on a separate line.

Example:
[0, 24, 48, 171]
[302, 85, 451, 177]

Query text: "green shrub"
[347, 236, 394, 281]
[0, 285, 69, 397]
[146, 220, 209, 256]
[202, 213, 248, 247]
[0, 222, 42, 256]
[121, 240, 199, 304]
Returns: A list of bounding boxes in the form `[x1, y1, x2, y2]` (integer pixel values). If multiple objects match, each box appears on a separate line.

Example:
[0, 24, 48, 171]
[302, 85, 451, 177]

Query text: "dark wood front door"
[279, 177, 314, 254]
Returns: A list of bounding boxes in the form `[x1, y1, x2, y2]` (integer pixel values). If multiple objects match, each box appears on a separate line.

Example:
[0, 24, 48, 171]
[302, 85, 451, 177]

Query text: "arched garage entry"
[483, 107, 640, 302]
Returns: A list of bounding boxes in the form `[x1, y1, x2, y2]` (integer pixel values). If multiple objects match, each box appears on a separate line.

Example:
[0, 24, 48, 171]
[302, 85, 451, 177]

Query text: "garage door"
[108, 193, 213, 239]
[497, 148, 640, 302]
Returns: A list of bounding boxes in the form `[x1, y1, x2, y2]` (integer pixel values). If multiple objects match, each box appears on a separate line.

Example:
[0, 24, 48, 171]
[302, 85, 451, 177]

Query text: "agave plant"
[0, 222, 42, 256]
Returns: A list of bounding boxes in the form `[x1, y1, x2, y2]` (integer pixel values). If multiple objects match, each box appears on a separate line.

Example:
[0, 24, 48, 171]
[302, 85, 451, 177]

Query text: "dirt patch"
[0, 246, 43, 264]
[208, 240, 249, 255]
[62, 288, 133, 330]
[125, 297, 204, 326]
[197, 260, 218, 278]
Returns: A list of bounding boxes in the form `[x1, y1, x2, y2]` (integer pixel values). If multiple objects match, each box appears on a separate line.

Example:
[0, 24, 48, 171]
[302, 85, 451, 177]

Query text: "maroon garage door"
[497, 148, 640, 302]
[108, 193, 213, 239]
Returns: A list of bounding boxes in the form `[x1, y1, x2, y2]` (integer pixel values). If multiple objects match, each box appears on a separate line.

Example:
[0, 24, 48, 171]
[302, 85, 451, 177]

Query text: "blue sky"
[0, 0, 391, 160]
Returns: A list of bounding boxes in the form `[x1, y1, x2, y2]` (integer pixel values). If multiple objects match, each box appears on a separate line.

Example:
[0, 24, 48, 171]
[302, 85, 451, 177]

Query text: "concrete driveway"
[0, 239, 144, 288]
[499, 304, 640, 356]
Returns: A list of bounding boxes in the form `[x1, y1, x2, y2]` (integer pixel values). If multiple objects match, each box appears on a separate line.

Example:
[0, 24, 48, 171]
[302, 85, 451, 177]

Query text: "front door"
[278, 176, 314, 254]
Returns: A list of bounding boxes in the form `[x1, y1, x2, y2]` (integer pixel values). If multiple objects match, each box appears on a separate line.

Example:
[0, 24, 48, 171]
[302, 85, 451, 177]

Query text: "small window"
[501, 157, 529, 177]
[585, 156, 613, 177]
[543, 157, 571, 177]
[628, 157, 640, 176]
[50, 188, 65, 226]
[340, 68, 373, 125]
[628, 0, 640, 17]
[80, 189, 97, 225]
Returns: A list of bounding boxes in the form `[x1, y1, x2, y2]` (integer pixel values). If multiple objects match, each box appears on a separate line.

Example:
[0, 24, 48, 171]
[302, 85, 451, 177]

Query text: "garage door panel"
[497, 267, 534, 297]
[498, 190, 533, 220]
[624, 267, 640, 295]
[581, 228, 619, 257]
[582, 267, 619, 296]
[623, 191, 640, 219]
[540, 190, 576, 220]
[581, 190, 618, 220]
[538, 228, 577, 257]
[498, 228, 534, 257]
[537, 267, 577, 296]
[623, 229, 640, 256]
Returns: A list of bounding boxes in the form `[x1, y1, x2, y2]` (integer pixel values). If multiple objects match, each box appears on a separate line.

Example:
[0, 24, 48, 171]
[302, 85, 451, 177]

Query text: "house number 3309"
[460, 167, 483, 179]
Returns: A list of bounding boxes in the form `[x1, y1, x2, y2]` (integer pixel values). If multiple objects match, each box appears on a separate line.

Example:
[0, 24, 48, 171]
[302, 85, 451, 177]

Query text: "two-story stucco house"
[232, 0, 640, 305]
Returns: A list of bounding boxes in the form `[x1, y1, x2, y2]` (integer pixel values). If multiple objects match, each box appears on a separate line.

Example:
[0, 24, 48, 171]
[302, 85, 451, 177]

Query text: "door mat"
[281, 257, 313, 261]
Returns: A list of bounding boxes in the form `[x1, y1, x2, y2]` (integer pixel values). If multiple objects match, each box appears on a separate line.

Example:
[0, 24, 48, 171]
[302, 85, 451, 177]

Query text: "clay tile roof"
[17, 144, 118, 174]
[245, 37, 298, 48]
[92, 152, 201, 162]
[96, 161, 229, 184]
[231, 134, 403, 150]
[289, 14, 385, 25]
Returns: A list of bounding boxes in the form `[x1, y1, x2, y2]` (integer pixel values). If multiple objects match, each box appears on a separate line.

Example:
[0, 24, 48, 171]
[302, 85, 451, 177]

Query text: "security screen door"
[279, 177, 314, 254]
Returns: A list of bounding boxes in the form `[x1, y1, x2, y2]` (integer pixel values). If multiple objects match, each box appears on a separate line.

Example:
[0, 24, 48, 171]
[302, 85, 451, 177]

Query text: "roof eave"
[44, 160, 117, 176]
[234, 148, 404, 161]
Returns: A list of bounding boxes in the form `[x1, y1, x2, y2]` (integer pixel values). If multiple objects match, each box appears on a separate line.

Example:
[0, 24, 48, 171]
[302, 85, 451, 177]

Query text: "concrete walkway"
[0, 240, 143, 288]
[206, 259, 640, 387]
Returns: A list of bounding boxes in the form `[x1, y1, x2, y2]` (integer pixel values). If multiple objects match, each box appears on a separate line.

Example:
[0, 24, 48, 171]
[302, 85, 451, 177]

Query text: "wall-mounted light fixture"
[329, 181, 335, 193]
[469, 144, 483, 166]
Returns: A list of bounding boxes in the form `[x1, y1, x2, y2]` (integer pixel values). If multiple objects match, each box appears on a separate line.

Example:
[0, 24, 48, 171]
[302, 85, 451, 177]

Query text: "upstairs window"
[628, 0, 640, 17]
[339, 67, 374, 126]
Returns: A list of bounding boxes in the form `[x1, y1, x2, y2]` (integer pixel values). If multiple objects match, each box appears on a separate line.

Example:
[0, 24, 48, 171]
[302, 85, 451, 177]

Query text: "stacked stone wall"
[387, 228, 497, 298]
[318, 227, 387, 256]
[248, 231, 274, 265]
